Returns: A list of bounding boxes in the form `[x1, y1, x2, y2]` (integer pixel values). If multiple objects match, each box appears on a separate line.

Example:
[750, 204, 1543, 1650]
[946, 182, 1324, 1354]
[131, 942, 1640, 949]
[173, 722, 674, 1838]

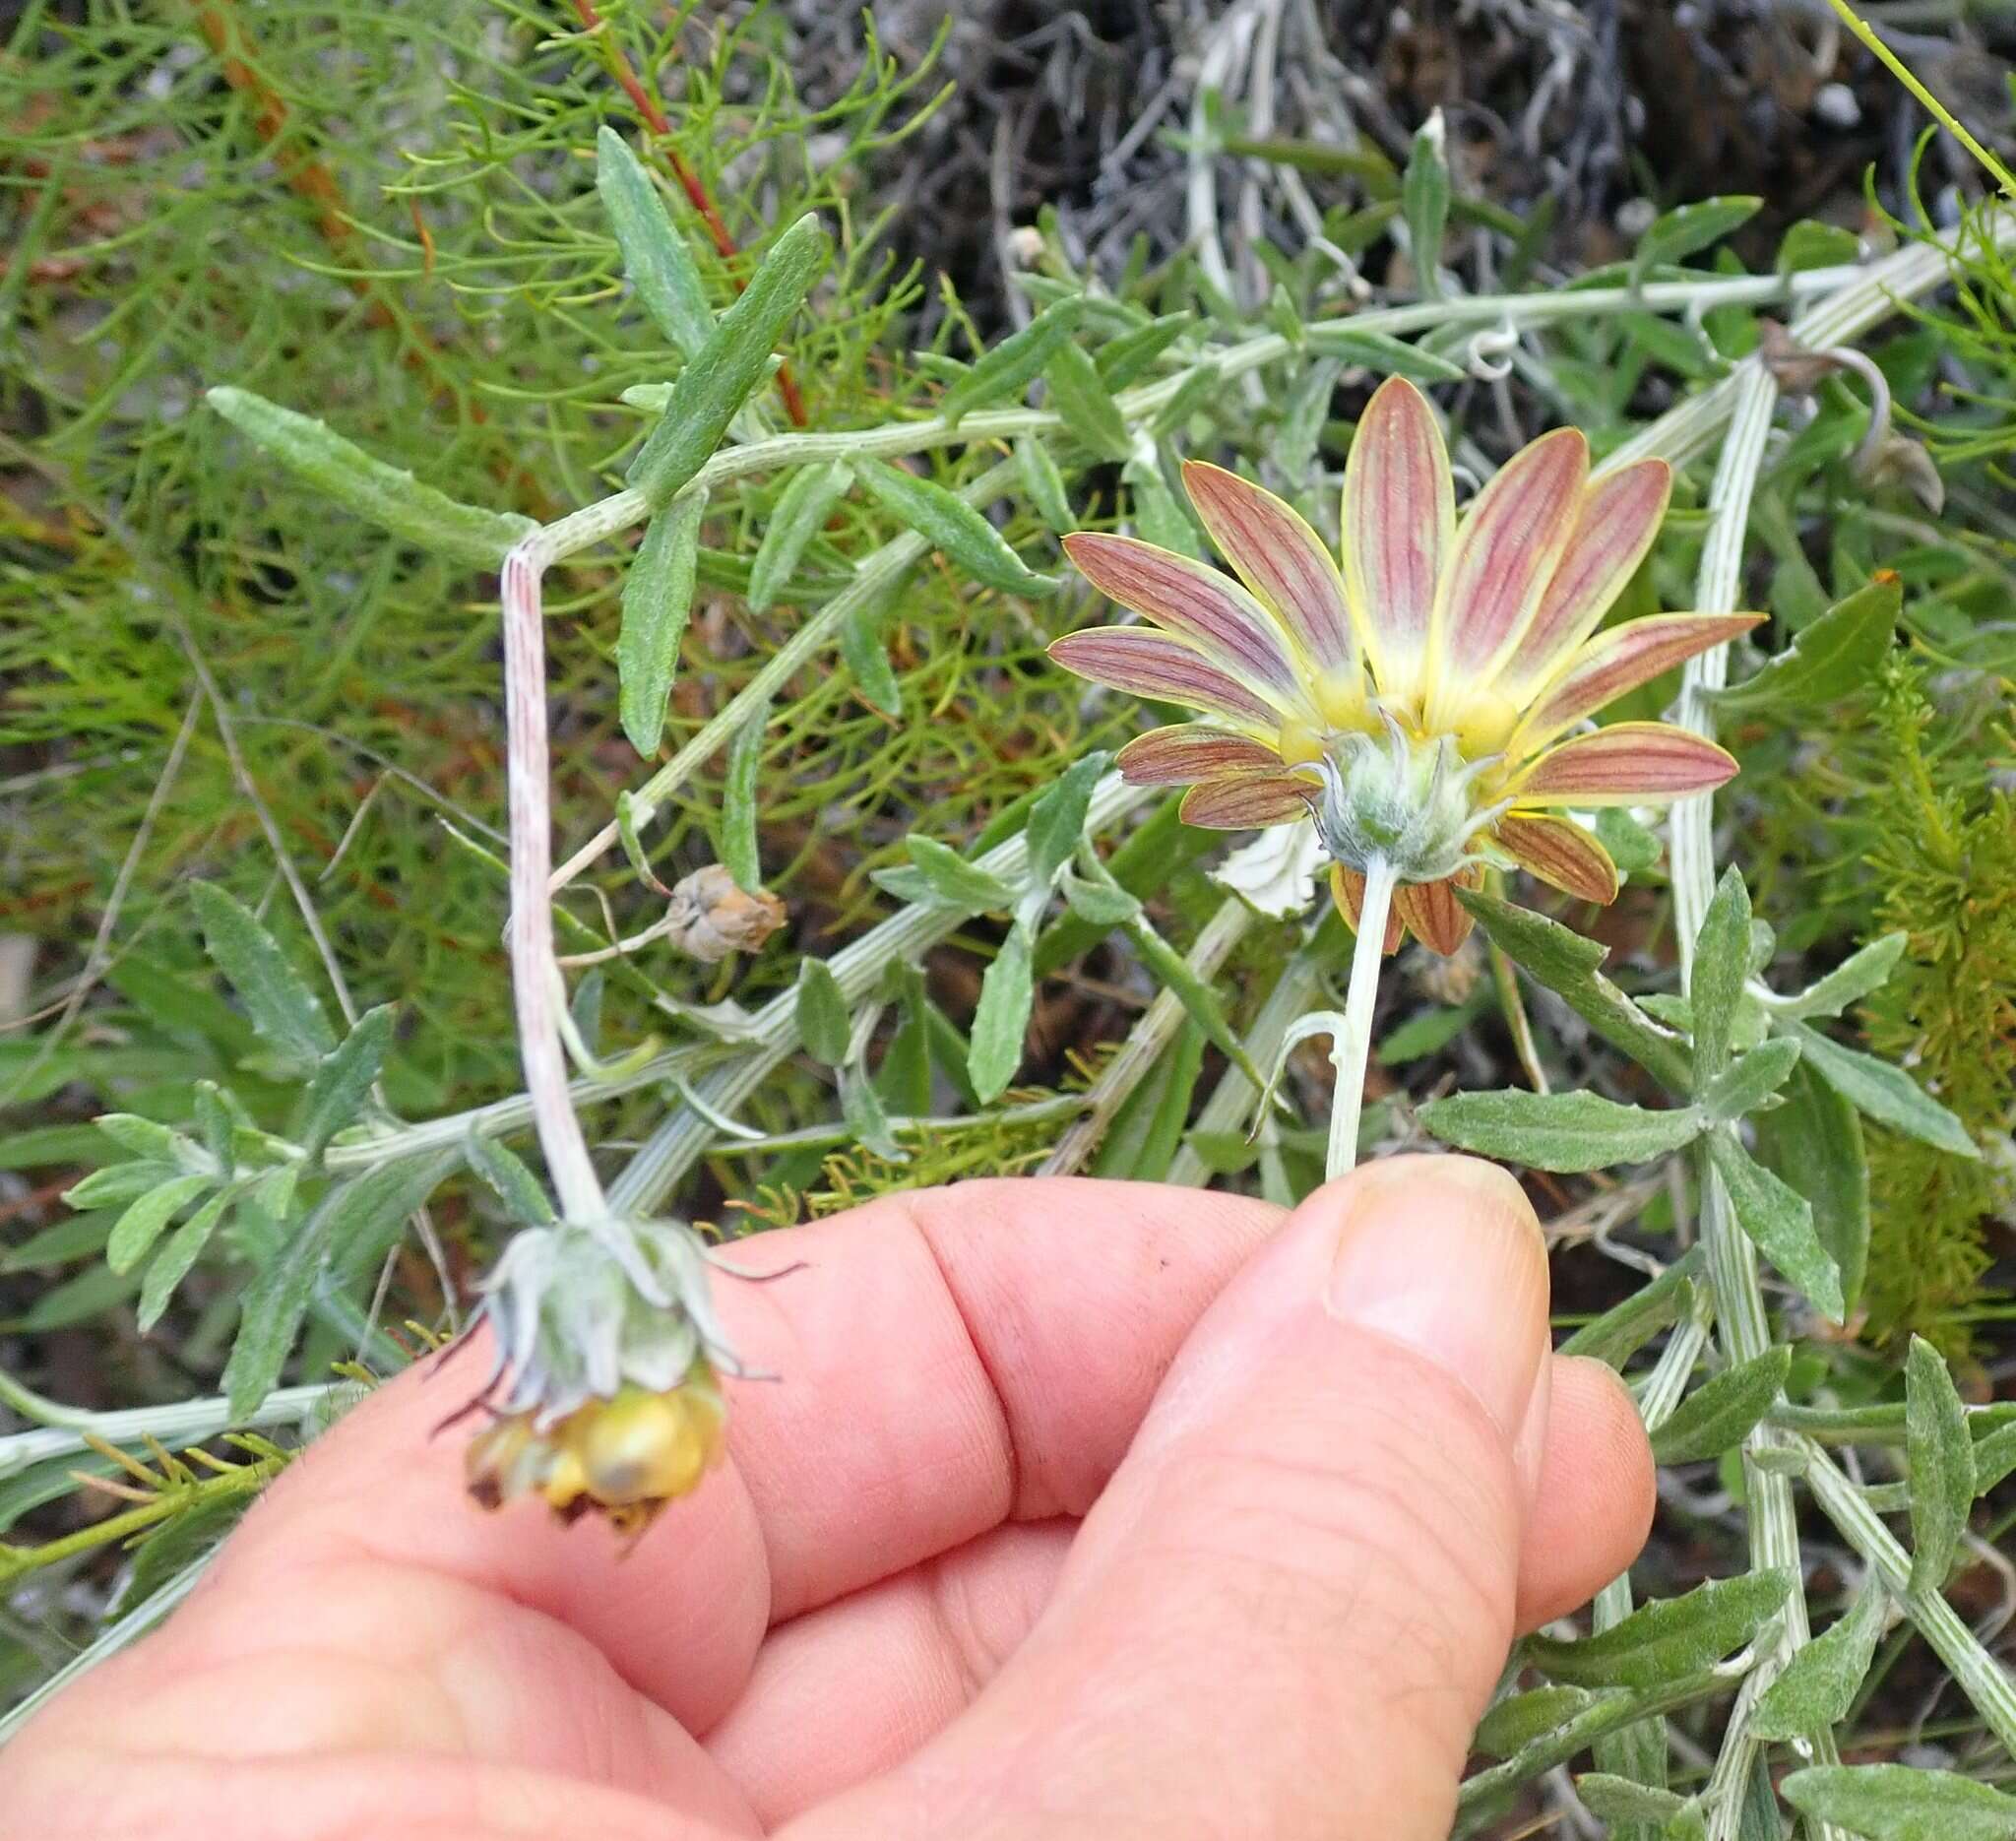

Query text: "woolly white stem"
[1327, 857, 1396, 1180]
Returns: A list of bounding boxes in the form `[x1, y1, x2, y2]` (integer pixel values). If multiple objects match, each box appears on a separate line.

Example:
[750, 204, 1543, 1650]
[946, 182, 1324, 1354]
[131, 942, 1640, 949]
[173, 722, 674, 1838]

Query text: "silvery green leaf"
[871, 837, 1016, 914]
[105, 1174, 214, 1276]
[1906, 1335, 1976, 1597]
[1632, 196, 1761, 281]
[1781, 1764, 2016, 1841]
[856, 459, 1056, 597]
[1690, 866, 1751, 1085]
[1272, 357, 1342, 482]
[1097, 310, 1195, 389]
[840, 601, 903, 717]
[595, 127, 714, 359]
[939, 296, 1088, 424]
[1044, 339, 1131, 460]
[1777, 932, 1908, 1019]
[1749, 1582, 1888, 1740]
[1123, 451, 1199, 557]
[191, 882, 337, 1073]
[194, 1082, 236, 1176]
[1092, 1018, 1203, 1182]
[1652, 1347, 1791, 1465]
[1524, 1568, 1792, 1689]
[1473, 1685, 1603, 1759]
[1701, 1036, 1800, 1122]
[62, 1160, 179, 1209]
[466, 1132, 556, 1227]
[92, 1114, 183, 1162]
[1418, 1089, 1704, 1173]
[1117, 905, 1263, 1089]
[618, 486, 707, 756]
[1026, 754, 1108, 887]
[1455, 890, 1690, 1091]
[1779, 219, 1864, 272]
[1787, 1021, 1978, 1159]
[1374, 992, 1484, 1066]
[205, 388, 537, 566]
[136, 1189, 234, 1333]
[1016, 435, 1073, 533]
[720, 696, 769, 894]
[299, 1003, 396, 1164]
[1713, 575, 1901, 713]
[1754, 1058, 1869, 1313]
[1558, 1246, 1705, 1367]
[1303, 325, 1468, 383]
[793, 959, 851, 1068]
[1595, 807, 1662, 877]
[627, 213, 829, 502]
[570, 969, 604, 1061]
[1707, 1128, 1846, 1322]
[1060, 871, 1142, 926]
[748, 461, 851, 613]
[842, 1067, 908, 1163]
[1402, 108, 1450, 293]
[1576, 1777, 1693, 1824]
[968, 922, 1035, 1104]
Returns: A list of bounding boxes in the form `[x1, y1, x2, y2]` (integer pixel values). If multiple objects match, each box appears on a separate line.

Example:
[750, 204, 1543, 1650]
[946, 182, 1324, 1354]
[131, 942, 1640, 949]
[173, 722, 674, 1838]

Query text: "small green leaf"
[1778, 219, 1863, 273]
[1690, 866, 1751, 1085]
[872, 836, 1017, 914]
[856, 460, 1055, 597]
[1025, 754, 1109, 888]
[205, 388, 537, 566]
[1117, 907, 1263, 1088]
[842, 1067, 908, 1163]
[62, 1160, 184, 1210]
[1304, 325, 1467, 382]
[1402, 109, 1451, 293]
[627, 213, 829, 503]
[794, 960, 852, 1068]
[595, 127, 714, 358]
[1376, 993, 1485, 1065]
[1753, 1059, 1869, 1313]
[618, 486, 707, 756]
[1595, 807, 1662, 877]
[1707, 1129, 1845, 1322]
[1092, 1018, 1205, 1181]
[719, 695, 769, 894]
[92, 1114, 183, 1162]
[1123, 450, 1199, 557]
[840, 601, 903, 716]
[940, 296, 1088, 423]
[1575, 1777, 1693, 1825]
[1633, 196, 1762, 280]
[1701, 1036, 1800, 1122]
[1524, 1569, 1792, 1689]
[1456, 890, 1691, 1091]
[1060, 870, 1143, 927]
[1781, 1764, 2016, 1841]
[299, 1004, 395, 1163]
[1652, 1347, 1792, 1465]
[1788, 1021, 1978, 1158]
[1419, 1089, 1704, 1173]
[1559, 1247, 1706, 1367]
[191, 882, 337, 1072]
[1906, 1335, 1976, 1597]
[1044, 340, 1132, 460]
[1778, 932, 1907, 1019]
[1749, 1583, 1888, 1740]
[1015, 435, 1073, 533]
[465, 1132, 556, 1226]
[1714, 575, 1901, 713]
[1474, 1685, 1602, 1760]
[1097, 310, 1195, 389]
[194, 1082, 236, 1175]
[748, 461, 851, 612]
[136, 1188, 234, 1332]
[969, 923, 1035, 1104]
[105, 1174, 214, 1276]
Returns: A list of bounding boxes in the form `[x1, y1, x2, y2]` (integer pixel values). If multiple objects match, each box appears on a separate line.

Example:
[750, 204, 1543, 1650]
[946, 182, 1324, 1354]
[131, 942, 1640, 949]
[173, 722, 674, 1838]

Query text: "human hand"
[0, 1157, 1653, 1839]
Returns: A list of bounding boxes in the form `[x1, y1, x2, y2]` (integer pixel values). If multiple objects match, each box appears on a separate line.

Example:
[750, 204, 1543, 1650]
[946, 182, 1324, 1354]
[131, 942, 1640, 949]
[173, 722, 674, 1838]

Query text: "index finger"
[207, 1178, 1280, 1732]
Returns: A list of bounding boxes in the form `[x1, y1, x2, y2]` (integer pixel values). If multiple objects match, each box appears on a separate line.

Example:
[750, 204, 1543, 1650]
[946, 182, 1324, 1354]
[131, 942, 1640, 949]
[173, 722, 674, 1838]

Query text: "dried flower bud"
[1756, 320, 1844, 397]
[1857, 432, 1946, 516]
[666, 864, 785, 963]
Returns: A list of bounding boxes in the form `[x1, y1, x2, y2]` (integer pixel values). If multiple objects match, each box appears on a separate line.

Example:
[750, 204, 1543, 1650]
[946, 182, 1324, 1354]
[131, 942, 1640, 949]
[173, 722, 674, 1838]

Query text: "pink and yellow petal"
[1061, 531, 1308, 706]
[1492, 812, 1620, 904]
[1393, 866, 1482, 956]
[1048, 629, 1287, 730]
[1505, 722, 1738, 807]
[1178, 773, 1318, 829]
[1495, 460, 1673, 698]
[1331, 865, 1405, 955]
[1116, 724, 1285, 787]
[1424, 427, 1589, 728]
[1178, 461, 1358, 675]
[1341, 377, 1453, 708]
[1508, 612, 1764, 757]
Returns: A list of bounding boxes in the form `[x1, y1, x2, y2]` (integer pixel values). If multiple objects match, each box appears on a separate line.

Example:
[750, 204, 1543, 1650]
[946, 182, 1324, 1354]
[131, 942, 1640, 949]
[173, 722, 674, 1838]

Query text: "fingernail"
[1322, 1156, 1548, 1435]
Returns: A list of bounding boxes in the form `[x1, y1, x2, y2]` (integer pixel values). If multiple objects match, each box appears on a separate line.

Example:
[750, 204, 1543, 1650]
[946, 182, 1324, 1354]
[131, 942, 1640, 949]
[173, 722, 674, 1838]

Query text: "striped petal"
[1510, 612, 1765, 757]
[1425, 427, 1589, 727]
[1493, 813, 1620, 904]
[1062, 531, 1307, 705]
[1394, 866, 1482, 956]
[1117, 724, 1285, 787]
[1330, 865, 1405, 954]
[1506, 722, 1738, 807]
[1179, 461, 1357, 673]
[1179, 774, 1318, 829]
[1049, 629, 1286, 730]
[1341, 377, 1453, 708]
[1496, 460, 1673, 697]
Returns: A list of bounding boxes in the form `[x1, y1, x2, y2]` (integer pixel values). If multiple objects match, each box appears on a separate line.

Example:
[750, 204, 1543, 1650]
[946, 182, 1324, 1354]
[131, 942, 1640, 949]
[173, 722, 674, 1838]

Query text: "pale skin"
[1, 1156, 1655, 1839]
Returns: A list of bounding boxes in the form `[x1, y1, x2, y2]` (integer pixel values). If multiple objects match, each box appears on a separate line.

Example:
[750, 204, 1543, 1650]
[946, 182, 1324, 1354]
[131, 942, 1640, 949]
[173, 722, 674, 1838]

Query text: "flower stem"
[1326, 857, 1396, 1181]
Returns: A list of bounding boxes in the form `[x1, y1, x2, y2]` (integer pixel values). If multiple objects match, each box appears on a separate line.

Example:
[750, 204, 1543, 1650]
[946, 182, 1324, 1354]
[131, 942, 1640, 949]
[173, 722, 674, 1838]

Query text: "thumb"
[801, 1155, 1554, 1841]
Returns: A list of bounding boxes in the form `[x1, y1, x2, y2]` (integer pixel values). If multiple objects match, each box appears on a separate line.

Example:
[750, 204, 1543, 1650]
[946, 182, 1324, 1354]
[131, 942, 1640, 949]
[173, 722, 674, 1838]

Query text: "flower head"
[460, 1216, 736, 1534]
[1051, 377, 1759, 954]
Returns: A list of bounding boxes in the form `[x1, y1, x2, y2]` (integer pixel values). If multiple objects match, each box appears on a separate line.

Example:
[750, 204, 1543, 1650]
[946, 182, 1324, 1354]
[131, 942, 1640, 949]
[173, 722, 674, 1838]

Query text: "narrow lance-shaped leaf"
[1781, 1765, 2016, 1841]
[1094, 1019, 1205, 1182]
[465, 1133, 556, 1227]
[1044, 339, 1132, 461]
[618, 486, 707, 756]
[298, 1003, 396, 1163]
[1906, 1335, 1976, 1598]
[1706, 1129, 1846, 1322]
[205, 388, 537, 566]
[841, 600, 903, 717]
[1025, 753, 1110, 888]
[1016, 435, 1073, 534]
[136, 1188, 234, 1333]
[1652, 1347, 1792, 1465]
[190, 882, 337, 1073]
[1749, 1582, 1888, 1741]
[719, 695, 769, 895]
[1559, 1246, 1706, 1367]
[1787, 1020, 1978, 1159]
[1714, 574, 1902, 713]
[969, 923, 1035, 1105]
[1403, 109, 1450, 294]
[939, 296, 1088, 424]
[105, 1174, 214, 1276]
[1473, 1685, 1603, 1759]
[1753, 1059, 1870, 1314]
[1302, 325, 1468, 383]
[1524, 1569, 1793, 1689]
[93, 1114, 183, 1162]
[628, 213, 831, 504]
[1775, 931, 1907, 1019]
[1111, 898, 1263, 1088]
[857, 459, 1056, 598]
[748, 461, 851, 613]
[595, 127, 714, 359]
[842, 1067, 908, 1164]
[1418, 1089, 1705, 1174]
[1573, 1777, 1693, 1826]
[1633, 196, 1762, 281]
[1700, 1036, 1800, 1123]
[1689, 866, 1751, 1085]
[870, 836, 1017, 914]
[793, 959, 851, 1068]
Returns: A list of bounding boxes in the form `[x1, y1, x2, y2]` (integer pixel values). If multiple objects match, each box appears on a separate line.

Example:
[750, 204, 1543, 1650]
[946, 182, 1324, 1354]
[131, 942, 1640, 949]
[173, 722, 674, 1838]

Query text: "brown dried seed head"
[665, 864, 786, 963]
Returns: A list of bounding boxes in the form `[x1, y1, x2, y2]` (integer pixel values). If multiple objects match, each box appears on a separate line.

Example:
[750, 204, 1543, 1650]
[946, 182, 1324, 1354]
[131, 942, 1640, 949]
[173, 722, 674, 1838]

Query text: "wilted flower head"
[461, 1216, 737, 1534]
[666, 864, 787, 964]
[1052, 377, 1759, 953]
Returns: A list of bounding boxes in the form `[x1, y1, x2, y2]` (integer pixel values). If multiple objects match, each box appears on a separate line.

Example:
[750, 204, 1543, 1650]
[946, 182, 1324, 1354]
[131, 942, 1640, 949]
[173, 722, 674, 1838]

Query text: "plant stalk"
[1326, 857, 1395, 1181]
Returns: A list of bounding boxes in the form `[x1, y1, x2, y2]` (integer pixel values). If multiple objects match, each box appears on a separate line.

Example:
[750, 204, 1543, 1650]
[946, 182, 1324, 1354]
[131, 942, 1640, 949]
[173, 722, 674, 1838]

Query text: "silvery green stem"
[0, 1379, 341, 1485]
[1326, 857, 1396, 1181]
